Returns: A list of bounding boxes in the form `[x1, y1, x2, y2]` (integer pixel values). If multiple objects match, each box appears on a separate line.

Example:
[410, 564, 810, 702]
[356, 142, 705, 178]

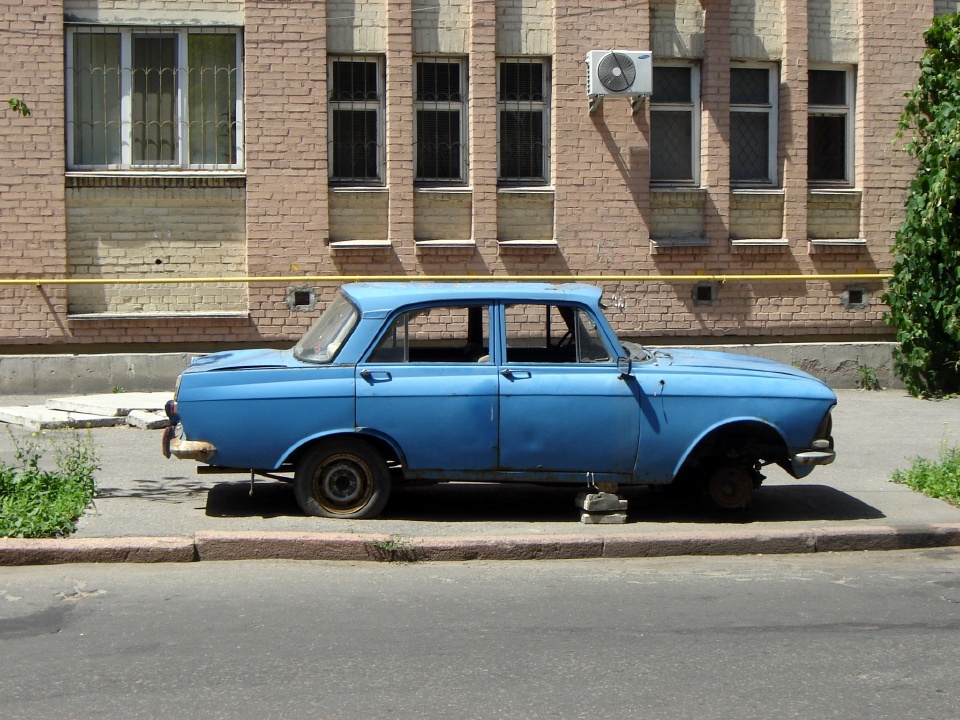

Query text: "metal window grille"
[650, 65, 699, 184]
[808, 68, 854, 184]
[497, 58, 550, 184]
[414, 58, 467, 183]
[66, 26, 243, 170]
[730, 66, 777, 185]
[329, 56, 384, 183]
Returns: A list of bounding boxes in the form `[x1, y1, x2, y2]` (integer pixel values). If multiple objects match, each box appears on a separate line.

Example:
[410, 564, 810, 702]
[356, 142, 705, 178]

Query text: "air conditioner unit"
[586, 50, 652, 97]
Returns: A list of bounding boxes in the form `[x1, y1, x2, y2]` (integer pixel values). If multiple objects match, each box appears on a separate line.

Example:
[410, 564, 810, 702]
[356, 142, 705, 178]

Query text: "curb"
[2, 524, 960, 565]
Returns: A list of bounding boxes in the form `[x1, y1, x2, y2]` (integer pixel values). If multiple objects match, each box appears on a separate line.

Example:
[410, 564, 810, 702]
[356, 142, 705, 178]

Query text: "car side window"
[367, 305, 490, 363]
[505, 304, 610, 364]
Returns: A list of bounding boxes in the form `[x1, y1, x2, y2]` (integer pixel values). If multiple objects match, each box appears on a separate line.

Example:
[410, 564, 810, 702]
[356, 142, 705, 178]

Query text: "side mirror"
[617, 356, 633, 378]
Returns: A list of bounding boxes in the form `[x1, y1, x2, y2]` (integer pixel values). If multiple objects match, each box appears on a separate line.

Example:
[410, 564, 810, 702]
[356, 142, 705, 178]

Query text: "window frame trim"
[495, 56, 552, 186]
[649, 61, 701, 188]
[807, 64, 856, 187]
[327, 54, 386, 186]
[65, 24, 245, 172]
[730, 62, 779, 188]
[413, 55, 469, 186]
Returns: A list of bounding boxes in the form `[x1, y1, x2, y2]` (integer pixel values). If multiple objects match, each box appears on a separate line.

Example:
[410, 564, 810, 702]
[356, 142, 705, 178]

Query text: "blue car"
[163, 283, 836, 518]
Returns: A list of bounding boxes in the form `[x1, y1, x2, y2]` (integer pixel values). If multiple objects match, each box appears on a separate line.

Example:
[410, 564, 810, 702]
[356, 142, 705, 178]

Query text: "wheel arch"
[280, 429, 405, 471]
[673, 417, 790, 478]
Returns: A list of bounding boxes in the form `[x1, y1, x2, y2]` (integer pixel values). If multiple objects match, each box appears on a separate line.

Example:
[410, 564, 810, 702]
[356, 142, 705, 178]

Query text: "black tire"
[294, 439, 391, 519]
[706, 464, 755, 509]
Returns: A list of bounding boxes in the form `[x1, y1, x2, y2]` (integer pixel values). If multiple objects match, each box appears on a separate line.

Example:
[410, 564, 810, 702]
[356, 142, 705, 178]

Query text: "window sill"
[66, 170, 245, 178]
[731, 238, 789, 247]
[731, 188, 784, 196]
[497, 239, 558, 249]
[497, 186, 555, 194]
[415, 239, 476, 248]
[809, 187, 860, 196]
[809, 238, 867, 247]
[650, 185, 706, 194]
[415, 187, 473, 194]
[650, 237, 709, 249]
[66, 173, 246, 189]
[68, 311, 250, 321]
[328, 239, 393, 249]
[330, 186, 388, 194]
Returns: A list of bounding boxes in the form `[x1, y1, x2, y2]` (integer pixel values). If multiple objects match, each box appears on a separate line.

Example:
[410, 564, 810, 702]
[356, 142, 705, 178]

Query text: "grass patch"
[0, 431, 100, 538]
[892, 445, 960, 507]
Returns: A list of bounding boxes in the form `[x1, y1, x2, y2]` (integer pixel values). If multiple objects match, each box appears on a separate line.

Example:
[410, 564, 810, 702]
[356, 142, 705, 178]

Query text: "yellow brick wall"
[329, 191, 389, 242]
[730, 192, 784, 239]
[65, 181, 247, 314]
[497, 192, 554, 242]
[414, 192, 473, 242]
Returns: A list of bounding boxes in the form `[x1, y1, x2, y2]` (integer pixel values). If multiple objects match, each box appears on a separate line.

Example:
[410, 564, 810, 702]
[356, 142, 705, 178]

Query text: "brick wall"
[0, 0, 67, 344]
[0, 0, 944, 348]
[65, 179, 246, 314]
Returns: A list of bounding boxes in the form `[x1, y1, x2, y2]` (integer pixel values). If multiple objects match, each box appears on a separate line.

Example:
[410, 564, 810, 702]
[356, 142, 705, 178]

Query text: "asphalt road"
[2, 548, 959, 719]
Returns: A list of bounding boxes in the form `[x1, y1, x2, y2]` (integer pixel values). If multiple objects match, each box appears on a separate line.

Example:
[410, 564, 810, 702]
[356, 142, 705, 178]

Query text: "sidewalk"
[2, 389, 960, 563]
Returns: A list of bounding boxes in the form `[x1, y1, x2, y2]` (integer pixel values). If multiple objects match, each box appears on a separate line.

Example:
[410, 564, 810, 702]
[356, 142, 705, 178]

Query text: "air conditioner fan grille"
[597, 52, 636, 92]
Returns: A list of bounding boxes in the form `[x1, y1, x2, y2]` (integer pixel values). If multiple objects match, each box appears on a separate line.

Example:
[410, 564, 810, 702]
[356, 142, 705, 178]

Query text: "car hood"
[628, 343, 830, 384]
[182, 348, 300, 373]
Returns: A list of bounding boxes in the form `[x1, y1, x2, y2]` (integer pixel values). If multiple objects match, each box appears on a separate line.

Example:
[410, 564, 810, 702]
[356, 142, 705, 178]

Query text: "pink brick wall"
[0, 0, 940, 348]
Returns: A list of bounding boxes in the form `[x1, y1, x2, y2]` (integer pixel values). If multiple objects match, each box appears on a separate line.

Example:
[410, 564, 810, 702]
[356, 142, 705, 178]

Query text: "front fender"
[670, 416, 788, 479]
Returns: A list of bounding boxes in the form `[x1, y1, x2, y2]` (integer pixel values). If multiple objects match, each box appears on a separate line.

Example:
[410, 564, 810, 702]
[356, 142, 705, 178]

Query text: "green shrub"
[892, 445, 960, 507]
[0, 431, 100, 538]
[885, 13, 960, 397]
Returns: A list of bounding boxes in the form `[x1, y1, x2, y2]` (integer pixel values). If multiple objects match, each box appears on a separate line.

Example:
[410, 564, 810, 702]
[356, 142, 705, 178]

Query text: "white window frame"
[730, 63, 778, 187]
[65, 25, 244, 171]
[414, 56, 469, 185]
[328, 55, 385, 185]
[808, 65, 856, 186]
[650, 62, 701, 186]
[496, 57, 551, 185]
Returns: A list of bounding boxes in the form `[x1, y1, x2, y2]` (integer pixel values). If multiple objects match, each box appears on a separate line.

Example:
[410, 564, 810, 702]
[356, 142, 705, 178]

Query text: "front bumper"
[792, 449, 836, 466]
[162, 424, 216, 461]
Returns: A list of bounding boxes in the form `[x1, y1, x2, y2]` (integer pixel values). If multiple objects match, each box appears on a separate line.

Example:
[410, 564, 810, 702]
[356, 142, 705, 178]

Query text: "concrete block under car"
[580, 512, 629, 524]
[575, 491, 628, 513]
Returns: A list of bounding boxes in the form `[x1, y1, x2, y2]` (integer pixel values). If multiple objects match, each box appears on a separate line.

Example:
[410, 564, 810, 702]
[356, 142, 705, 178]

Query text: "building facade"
[0, 0, 952, 350]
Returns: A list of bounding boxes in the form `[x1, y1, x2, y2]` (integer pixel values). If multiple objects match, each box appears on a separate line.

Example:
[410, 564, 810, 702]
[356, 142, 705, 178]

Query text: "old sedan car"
[163, 283, 836, 518]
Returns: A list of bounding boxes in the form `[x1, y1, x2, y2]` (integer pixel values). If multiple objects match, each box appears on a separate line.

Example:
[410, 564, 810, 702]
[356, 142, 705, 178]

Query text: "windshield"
[293, 293, 359, 363]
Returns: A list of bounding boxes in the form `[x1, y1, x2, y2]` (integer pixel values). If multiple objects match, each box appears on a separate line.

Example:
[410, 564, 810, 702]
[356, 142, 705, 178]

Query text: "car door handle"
[500, 368, 532, 380]
[359, 369, 392, 383]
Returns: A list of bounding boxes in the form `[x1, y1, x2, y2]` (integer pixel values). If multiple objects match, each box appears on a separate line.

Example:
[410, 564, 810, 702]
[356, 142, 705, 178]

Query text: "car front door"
[497, 302, 640, 478]
[355, 303, 499, 474]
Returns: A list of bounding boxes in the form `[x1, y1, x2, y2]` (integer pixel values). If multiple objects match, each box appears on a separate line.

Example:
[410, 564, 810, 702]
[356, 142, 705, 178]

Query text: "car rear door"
[496, 302, 640, 478]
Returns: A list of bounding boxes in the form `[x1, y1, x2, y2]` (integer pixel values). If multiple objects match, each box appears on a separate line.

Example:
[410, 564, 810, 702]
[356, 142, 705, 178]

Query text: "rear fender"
[279, 428, 406, 469]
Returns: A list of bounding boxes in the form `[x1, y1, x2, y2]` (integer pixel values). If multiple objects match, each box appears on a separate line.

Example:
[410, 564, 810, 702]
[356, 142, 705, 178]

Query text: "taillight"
[165, 399, 179, 422]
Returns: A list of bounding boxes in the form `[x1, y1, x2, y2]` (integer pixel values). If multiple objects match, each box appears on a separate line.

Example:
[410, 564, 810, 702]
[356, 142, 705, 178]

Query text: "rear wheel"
[294, 439, 391, 519]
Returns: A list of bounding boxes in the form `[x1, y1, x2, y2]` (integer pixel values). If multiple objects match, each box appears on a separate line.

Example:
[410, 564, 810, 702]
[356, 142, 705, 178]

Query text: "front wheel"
[294, 439, 391, 519]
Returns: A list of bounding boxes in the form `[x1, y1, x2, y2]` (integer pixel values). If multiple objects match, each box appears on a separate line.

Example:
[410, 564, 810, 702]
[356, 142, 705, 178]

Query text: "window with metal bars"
[650, 64, 700, 185]
[497, 58, 550, 184]
[66, 26, 243, 170]
[808, 67, 855, 185]
[415, 58, 467, 184]
[329, 56, 384, 184]
[731, 66, 778, 186]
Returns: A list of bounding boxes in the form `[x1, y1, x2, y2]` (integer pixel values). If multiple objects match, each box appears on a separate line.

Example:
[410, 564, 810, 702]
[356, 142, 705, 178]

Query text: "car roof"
[340, 282, 604, 313]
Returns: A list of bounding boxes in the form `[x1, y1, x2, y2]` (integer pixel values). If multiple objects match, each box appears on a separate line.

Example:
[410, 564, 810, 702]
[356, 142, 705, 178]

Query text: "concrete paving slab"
[0, 405, 124, 431]
[126, 410, 171, 430]
[46, 391, 172, 417]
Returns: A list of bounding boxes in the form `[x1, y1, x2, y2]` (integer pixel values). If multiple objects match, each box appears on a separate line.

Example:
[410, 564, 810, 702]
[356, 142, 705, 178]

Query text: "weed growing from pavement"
[857, 365, 882, 391]
[892, 431, 960, 507]
[367, 535, 419, 562]
[0, 429, 100, 538]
